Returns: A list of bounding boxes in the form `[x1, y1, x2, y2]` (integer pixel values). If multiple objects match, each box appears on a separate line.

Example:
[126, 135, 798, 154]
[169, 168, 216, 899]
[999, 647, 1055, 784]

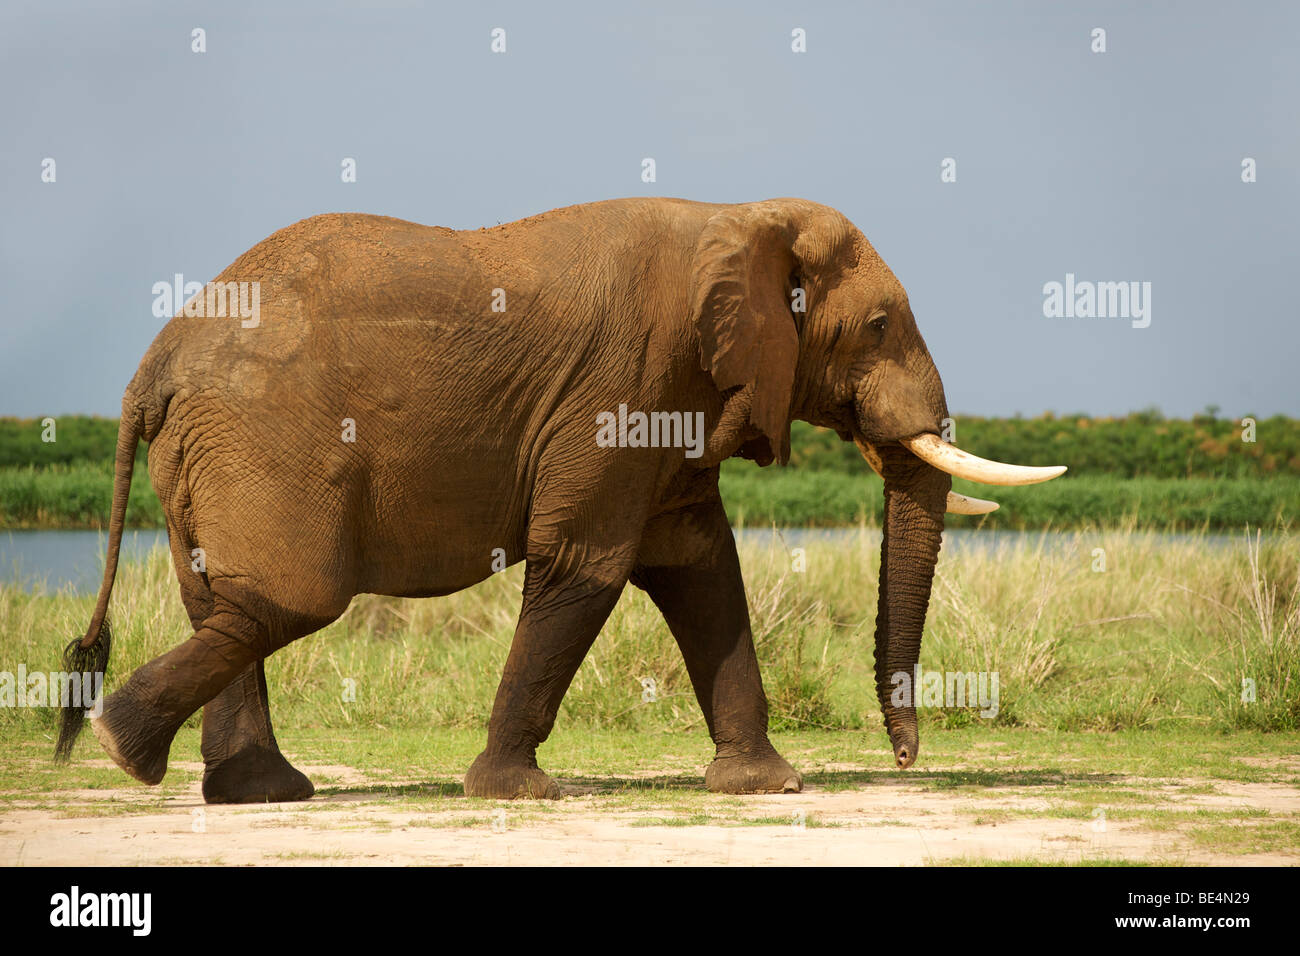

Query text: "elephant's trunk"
[873, 447, 950, 769]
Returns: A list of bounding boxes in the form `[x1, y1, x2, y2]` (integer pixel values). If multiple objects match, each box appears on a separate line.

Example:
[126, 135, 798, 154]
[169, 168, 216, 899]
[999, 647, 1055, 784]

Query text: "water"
[0, 530, 170, 594]
[0, 527, 1250, 595]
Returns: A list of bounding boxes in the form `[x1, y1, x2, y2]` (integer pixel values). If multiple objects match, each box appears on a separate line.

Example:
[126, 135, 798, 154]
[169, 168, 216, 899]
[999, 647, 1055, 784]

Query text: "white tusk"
[857, 436, 999, 514]
[945, 491, 1000, 515]
[902, 432, 1067, 487]
[857, 436, 1007, 512]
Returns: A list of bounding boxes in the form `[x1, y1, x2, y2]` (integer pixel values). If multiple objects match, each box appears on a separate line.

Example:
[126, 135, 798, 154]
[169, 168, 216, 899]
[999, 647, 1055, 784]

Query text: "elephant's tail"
[55, 404, 144, 760]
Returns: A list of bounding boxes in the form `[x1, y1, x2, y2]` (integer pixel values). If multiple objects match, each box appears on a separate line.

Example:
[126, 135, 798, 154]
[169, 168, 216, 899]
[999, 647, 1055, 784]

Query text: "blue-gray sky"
[2, 0, 1296, 419]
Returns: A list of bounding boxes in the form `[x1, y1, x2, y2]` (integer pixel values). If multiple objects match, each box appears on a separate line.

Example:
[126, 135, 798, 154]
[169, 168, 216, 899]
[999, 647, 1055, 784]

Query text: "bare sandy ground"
[3, 759, 1297, 866]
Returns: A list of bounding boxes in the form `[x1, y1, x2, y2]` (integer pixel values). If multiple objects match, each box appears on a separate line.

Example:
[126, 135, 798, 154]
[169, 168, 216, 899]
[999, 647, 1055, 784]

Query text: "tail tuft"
[56, 404, 137, 764]
[54, 617, 112, 761]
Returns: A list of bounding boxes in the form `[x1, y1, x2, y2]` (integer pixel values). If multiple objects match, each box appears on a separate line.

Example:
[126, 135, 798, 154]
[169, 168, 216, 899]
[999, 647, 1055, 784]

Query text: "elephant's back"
[131, 213, 500, 409]
[129, 212, 548, 534]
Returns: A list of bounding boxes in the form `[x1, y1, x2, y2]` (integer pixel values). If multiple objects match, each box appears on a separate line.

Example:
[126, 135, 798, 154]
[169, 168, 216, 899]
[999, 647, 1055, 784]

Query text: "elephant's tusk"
[902, 432, 1067, 486]
[944, 491, 1000, 515]
[855, 436, 999, 514]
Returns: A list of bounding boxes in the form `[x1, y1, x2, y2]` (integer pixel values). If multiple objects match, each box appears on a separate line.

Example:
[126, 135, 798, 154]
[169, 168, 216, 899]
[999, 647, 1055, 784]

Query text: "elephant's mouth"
[853, 430, 1066, 515]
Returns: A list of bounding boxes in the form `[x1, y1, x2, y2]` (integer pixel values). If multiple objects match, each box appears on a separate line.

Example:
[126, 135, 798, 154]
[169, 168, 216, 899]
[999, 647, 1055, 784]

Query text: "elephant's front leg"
[464, 557, 630, 800]
[200, 660, 314, 804]
[632, 497, 802, 794]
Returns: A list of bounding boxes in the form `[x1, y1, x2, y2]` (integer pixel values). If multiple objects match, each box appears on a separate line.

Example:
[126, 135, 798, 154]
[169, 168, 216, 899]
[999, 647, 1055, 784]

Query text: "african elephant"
[55, 197, 1064, 802]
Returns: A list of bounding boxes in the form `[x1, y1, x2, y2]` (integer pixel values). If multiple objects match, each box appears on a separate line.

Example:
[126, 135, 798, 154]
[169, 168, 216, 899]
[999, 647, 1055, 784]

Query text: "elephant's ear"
[690, 202, 806, 465]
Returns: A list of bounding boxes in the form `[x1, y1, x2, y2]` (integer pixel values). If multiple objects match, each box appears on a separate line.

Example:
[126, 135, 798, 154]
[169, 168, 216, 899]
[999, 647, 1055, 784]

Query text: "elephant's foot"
[705, 746, 802, 794]
[202, 745, 315, 804]
[464, 751, 562, 800]
[90, 688, 180, 786]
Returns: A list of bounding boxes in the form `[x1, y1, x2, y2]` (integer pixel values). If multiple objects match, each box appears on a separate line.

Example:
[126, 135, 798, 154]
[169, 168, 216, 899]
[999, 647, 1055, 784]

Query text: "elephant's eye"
[868, 314, 888, 336]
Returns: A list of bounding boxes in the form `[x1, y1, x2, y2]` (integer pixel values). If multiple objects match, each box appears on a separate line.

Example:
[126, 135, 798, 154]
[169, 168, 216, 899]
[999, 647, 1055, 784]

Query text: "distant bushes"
[3, 411, 1294, 478]
[1, 413, 1296, 529]
[0, 416, 147, 469]
[784, 411, 1300, 479]
[0, 464, 162, 528]
[718, 470, 1297, 531]
[3, 411, 1295, 478]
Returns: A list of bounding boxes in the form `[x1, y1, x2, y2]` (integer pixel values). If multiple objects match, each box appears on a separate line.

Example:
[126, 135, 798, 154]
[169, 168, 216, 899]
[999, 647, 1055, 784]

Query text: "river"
[0, 527, 1248, 594]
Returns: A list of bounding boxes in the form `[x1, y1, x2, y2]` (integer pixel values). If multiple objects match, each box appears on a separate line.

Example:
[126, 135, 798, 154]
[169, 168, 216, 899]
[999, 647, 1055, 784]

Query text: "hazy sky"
[2, 0, 1296, 419]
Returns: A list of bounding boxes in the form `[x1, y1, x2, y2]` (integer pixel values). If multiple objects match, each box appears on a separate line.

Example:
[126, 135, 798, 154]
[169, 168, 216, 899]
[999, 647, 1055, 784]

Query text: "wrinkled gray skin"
[61, 198, 951, 802]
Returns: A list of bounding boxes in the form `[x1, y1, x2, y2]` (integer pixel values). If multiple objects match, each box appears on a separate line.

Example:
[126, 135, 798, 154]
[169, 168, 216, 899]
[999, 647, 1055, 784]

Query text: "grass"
[3, 426, 1296, 863]
[718, 468, 1299, 530]
[939, 856, 1156, 867]
[7, 412, 1298, 478]
[0, 464, 161, 528]
[2, 723, 1293, 865]
[2, 462, 1295, 531]
[2, 527, 1297, 740]
[0, 523, 1296, 861]
[4, 410, 1299, 532]
[1183, 820, 1300, 854]
[626, 814, 842, 827]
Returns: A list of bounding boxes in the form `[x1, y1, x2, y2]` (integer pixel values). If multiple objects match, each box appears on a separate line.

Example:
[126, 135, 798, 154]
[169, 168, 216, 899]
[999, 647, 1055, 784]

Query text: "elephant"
[55, 197, 1065, 802]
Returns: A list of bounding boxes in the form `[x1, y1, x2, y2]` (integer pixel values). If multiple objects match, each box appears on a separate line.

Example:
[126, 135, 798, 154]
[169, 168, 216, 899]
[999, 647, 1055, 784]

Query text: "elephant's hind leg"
[163, 534, 314, 803]
[200, 660, 314, 804]
[91, 596, 337, 789]
[91, 620, 259, 787]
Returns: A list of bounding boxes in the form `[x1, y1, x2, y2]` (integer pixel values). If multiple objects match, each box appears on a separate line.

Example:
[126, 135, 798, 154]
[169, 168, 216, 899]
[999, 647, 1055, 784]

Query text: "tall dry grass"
[1, 526, 1295, 740]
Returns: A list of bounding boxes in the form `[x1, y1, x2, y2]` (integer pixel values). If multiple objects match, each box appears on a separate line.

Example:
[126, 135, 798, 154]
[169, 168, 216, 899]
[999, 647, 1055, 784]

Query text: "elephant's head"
[690, 199, 1064, 768]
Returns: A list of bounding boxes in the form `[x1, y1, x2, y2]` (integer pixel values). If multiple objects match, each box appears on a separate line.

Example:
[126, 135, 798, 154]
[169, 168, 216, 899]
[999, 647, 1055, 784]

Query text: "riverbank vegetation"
[1, 412, 1294, 530]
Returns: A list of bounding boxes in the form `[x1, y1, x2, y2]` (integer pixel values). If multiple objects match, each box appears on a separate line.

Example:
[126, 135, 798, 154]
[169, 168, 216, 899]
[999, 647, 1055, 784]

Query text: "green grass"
[626, 814, 842, 827]
[6, 724, 1297, 795]
[628, 814, 715, 827]
[4, 513, 1293, 865]
[719, 469, 1299, 530]
[0, 463, 161, 528]
[6, 411, 1297, 477]
[2, 724, 1293, 864]
[2, 713, 1294, 864]
[1, 464, 1292, 531]
[1, 465, 1293, 532]
[2, 528, 1297, 747]
[7, 463, 1294, 532]
[783, 412, 1300, 479]
[0, 416, 146, 470]
[939, 856, 1156, 867]
[3, 414, 1298, 530]
[1183, 819, 1300, 854]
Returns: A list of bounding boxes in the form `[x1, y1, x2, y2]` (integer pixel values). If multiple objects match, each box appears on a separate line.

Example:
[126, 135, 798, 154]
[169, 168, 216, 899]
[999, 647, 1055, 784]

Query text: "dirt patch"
[2, 769, 1296, 866]
[1233, 755, 1300, 771]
